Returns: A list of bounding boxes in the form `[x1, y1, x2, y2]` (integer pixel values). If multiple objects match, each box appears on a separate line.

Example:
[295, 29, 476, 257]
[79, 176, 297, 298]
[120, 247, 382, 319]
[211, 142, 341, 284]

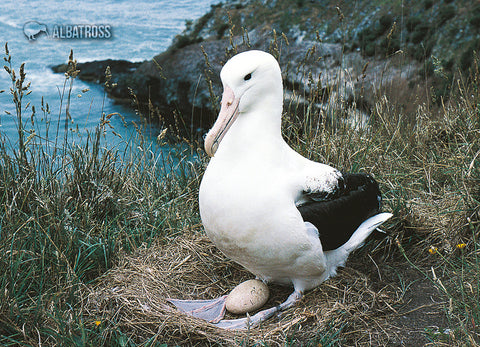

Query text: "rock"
[50, 0, 476, 137]
[50, 24, 417, 137]
[51, 60, 142, 84]
[225, 279, 269, 315]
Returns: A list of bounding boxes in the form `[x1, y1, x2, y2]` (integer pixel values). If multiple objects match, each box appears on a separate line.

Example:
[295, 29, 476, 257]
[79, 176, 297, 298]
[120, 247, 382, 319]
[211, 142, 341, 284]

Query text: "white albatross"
[168, 50, 392, 329]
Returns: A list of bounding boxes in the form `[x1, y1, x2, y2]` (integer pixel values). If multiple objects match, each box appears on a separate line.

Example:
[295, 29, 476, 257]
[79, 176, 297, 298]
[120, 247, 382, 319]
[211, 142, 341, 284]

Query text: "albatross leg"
[166, 295, 228, 323]
[213, 290, 303, 330]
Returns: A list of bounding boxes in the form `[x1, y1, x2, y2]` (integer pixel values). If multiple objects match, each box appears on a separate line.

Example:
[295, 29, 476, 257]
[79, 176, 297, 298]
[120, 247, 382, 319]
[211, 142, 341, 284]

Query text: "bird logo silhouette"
[23, 21, 48, 41]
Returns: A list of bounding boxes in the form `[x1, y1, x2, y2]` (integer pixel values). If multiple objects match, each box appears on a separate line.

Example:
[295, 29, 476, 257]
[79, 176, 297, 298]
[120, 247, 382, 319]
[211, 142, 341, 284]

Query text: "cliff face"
[52, 0, 480, 136]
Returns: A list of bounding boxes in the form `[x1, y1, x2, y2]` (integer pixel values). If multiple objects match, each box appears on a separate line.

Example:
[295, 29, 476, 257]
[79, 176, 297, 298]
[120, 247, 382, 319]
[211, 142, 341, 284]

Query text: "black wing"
[297, 173, 382, 251]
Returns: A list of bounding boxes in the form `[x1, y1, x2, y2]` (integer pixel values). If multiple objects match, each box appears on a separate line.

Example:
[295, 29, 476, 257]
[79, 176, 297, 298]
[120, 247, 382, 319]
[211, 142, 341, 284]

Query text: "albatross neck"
[215, 98, 284, 159]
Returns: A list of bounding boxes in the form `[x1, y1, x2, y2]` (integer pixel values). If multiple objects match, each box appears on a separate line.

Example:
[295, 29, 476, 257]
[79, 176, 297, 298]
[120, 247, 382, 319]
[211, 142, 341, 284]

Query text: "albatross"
[168, 50, 392, 329]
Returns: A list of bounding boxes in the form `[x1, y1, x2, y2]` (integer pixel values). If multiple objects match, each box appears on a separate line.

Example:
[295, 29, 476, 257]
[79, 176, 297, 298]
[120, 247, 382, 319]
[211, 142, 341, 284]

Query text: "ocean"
[0, 0, 219, 150]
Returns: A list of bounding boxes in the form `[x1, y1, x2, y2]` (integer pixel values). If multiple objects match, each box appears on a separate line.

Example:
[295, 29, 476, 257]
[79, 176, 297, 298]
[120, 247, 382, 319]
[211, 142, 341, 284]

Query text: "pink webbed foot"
[168, 290, 303, 329]
[213, 290, 303, 330]
[166, 295, 228, 323]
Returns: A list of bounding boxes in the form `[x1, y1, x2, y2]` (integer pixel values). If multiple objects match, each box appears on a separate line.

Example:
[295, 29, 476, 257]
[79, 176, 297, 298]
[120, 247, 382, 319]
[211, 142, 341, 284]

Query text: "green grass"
[0, 45, 203, 345]
[0, 29, 479, 345]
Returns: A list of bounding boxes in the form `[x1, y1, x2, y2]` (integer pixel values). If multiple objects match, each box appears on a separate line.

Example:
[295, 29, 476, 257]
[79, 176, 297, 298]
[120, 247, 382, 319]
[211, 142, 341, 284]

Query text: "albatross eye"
[244, 73, 252, 81]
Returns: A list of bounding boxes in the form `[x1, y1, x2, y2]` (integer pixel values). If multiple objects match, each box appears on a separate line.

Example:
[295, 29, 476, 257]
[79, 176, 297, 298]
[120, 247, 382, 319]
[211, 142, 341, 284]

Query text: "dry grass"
[81, 233, 411, 346]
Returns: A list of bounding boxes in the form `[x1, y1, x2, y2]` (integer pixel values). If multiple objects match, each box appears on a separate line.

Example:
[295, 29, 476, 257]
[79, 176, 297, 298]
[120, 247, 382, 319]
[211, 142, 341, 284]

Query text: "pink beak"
[204, 84, 240, 157]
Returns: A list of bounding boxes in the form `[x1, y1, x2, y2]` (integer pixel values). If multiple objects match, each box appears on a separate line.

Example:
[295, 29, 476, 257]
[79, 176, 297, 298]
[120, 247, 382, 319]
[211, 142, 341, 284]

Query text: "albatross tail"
[341, 212, 393, 253]
[324, 212, 393, 272]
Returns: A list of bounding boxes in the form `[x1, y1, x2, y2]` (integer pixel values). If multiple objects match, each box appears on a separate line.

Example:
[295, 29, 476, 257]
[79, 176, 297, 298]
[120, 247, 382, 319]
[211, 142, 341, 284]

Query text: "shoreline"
[51, 0, 479, 137]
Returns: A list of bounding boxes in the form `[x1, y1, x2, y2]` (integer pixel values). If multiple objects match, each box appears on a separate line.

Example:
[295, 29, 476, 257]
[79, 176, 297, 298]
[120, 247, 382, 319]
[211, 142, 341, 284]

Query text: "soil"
[347, 253, 450, 346]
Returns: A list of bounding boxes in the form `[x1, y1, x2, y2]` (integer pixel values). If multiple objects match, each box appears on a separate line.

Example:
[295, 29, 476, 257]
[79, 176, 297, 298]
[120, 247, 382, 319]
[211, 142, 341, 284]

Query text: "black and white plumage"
[169, 50, 392, 329]
[298, 172, 383, 251]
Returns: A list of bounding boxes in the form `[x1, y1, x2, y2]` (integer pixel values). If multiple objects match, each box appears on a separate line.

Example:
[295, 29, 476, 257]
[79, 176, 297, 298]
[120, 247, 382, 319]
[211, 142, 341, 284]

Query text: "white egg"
[225, 279, 270, 315]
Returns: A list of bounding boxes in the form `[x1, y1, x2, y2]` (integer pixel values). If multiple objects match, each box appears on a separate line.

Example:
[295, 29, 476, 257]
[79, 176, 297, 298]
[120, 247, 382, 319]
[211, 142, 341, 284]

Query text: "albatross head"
[204, 50, 283, 157]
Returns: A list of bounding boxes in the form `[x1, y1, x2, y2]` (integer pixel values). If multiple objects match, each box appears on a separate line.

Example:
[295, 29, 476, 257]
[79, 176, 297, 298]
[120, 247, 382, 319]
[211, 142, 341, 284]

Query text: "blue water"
[0, 0, 219, 150]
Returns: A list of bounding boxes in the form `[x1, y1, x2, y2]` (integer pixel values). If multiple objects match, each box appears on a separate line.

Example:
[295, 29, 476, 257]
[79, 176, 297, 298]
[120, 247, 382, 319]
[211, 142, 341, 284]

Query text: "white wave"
[0, 15, 22, 29]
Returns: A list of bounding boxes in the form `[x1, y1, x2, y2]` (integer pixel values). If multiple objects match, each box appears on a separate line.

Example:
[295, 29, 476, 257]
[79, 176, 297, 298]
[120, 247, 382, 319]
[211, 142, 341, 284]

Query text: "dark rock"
[50, 28, 416, 137]
[50, 0, 479, 138]
[52, 60, 142, 84]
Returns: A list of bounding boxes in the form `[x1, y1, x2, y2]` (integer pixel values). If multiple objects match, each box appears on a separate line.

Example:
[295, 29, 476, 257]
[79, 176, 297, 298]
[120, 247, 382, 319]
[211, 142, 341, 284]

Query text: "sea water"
[0, 0, 219, 151]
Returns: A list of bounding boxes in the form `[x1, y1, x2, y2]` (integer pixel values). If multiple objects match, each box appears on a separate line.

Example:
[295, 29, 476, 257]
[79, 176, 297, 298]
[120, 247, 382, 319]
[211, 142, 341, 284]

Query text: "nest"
[80, 232, 420, 345]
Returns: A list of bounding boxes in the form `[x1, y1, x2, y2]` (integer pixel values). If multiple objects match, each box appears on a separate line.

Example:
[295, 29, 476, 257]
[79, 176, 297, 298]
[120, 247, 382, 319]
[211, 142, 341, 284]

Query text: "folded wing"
[297, 173, 383, 251]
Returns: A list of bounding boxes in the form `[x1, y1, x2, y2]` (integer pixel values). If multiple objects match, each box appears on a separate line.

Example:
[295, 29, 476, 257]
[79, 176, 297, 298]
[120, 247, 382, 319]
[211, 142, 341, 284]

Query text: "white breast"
[199, 141, 327, 287]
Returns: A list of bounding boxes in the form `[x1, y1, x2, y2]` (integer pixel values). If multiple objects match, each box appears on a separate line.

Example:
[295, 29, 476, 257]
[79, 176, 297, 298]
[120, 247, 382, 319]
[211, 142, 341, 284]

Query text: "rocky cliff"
[52, 0, 480, 137]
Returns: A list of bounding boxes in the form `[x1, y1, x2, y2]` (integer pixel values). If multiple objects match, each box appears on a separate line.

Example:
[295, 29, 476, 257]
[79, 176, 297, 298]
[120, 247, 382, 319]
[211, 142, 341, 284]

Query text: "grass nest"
[80, 228, 448, 346]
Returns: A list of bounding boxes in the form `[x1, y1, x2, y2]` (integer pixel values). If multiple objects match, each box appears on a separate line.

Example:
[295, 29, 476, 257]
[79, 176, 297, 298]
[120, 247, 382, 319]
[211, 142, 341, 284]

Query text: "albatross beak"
[204, 85, 240, 157]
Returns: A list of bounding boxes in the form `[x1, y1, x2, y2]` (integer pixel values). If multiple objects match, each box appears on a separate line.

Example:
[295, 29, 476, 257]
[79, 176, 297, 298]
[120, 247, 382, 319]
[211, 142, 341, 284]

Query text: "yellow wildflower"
[428, 246, 438, 255]
[95, 320, 101, 327]
[456, 243, 466, 250]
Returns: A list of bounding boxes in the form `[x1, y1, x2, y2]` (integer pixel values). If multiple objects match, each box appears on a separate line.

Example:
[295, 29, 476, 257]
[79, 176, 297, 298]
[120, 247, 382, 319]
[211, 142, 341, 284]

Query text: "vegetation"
[1, 10, 480, 346]
[0, 45, 203, 345]
[178, 0, 478, 68]
[171, 0, 479, 114]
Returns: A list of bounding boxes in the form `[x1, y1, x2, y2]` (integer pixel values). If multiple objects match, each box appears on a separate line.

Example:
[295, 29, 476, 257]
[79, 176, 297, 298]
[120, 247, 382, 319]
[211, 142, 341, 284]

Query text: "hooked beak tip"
[204, 84, 239, 158]
[205, 144, 215, 157]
